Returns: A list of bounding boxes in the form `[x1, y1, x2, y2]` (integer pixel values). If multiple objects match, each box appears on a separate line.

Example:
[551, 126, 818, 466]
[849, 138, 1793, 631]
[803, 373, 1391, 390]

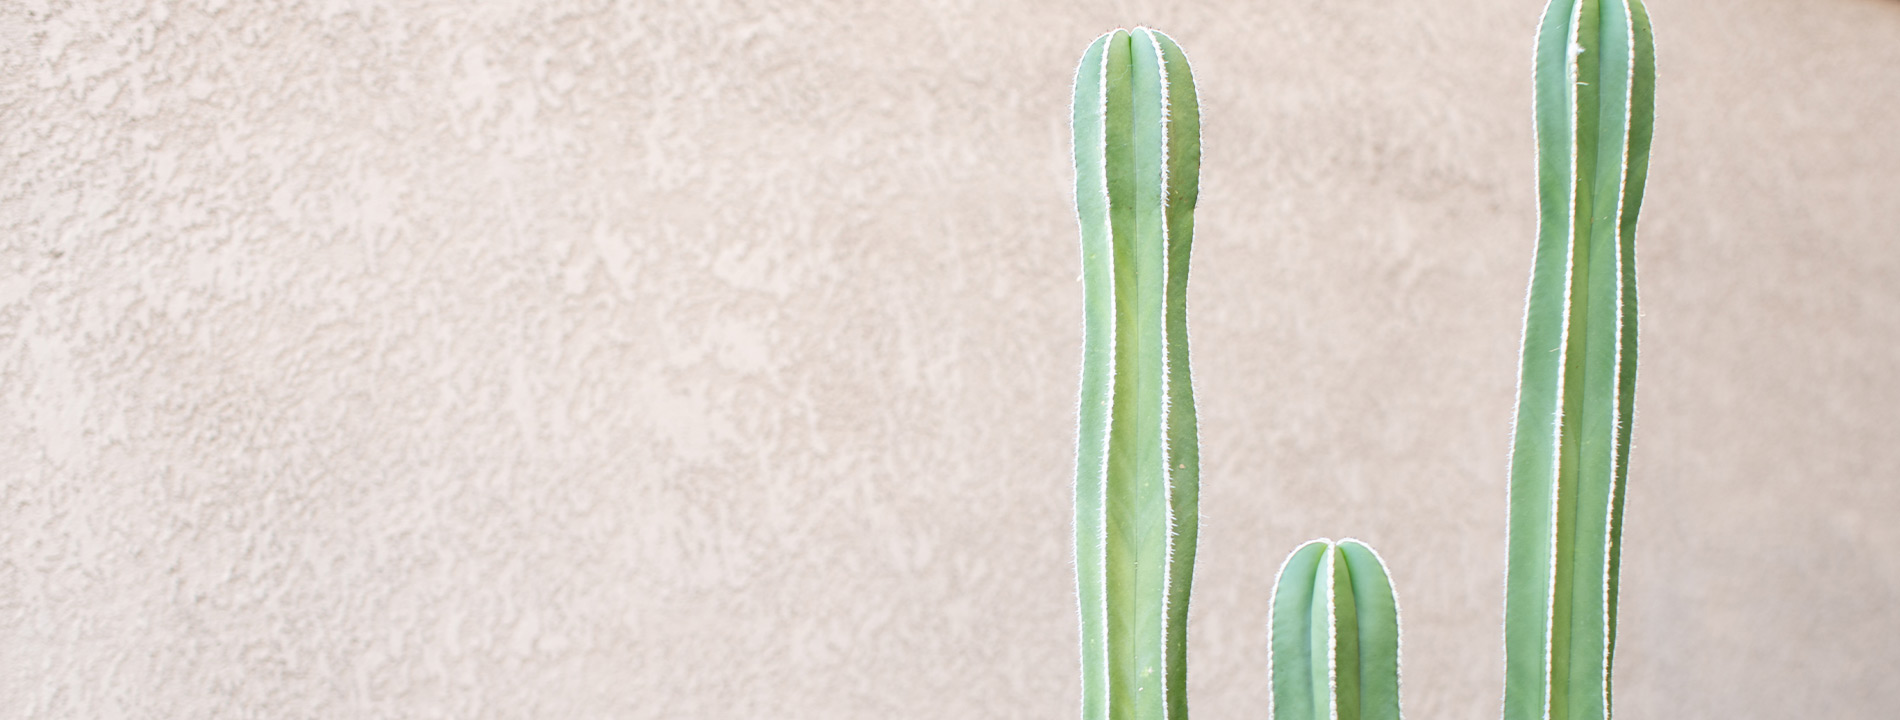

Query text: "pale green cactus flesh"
[1504, 2, 1655, 720]
[1269, 539, 1403, 720]
[1071, 27, 1202, 720]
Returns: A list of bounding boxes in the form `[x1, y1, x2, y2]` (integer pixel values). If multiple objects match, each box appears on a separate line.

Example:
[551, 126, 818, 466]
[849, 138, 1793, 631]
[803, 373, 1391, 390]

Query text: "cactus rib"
[1072, 27, 1202, 720]
[1503, 2, 1654, 720]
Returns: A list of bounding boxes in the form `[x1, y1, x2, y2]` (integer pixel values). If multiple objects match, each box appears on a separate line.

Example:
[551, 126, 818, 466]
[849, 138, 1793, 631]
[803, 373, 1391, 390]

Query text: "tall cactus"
[1268, 540, 1402, 720]
[1070, 27, 1202, 720]
[1503, 2, 1655, 720]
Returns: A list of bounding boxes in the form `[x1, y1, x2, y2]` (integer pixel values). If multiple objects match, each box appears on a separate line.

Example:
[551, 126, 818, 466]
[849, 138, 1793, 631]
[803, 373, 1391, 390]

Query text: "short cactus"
[1268, 540, 1402, 720]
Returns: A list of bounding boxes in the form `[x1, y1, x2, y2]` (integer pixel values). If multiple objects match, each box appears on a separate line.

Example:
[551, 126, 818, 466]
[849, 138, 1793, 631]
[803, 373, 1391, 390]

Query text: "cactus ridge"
[1071, 26, 1201, 720]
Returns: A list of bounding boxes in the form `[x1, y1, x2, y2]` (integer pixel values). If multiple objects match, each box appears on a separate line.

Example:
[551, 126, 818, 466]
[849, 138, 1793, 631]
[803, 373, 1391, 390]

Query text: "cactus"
[1069, 2, 1653, 718]
[1268, 540, 1402, 720]
[1070, 26, 1202, 720]
[1502, 2, 1654, 719]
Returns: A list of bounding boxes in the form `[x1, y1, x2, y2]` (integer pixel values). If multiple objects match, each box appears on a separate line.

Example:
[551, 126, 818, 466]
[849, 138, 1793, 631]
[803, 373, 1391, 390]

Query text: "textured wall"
[4, 1, 1898, 718]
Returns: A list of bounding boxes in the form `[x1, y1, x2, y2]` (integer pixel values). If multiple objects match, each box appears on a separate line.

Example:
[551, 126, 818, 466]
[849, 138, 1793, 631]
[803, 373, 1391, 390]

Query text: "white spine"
[1323, 545, 1340, 720]
[1096, 40, 1115, 720]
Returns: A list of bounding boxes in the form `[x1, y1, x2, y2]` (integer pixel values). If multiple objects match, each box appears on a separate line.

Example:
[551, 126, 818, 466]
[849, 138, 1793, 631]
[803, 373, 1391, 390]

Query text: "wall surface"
[4, 1, 1898, 718]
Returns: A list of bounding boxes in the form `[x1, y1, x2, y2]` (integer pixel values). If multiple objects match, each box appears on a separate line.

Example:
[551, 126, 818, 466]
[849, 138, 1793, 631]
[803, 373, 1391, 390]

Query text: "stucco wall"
[4, 1, 1898, 717]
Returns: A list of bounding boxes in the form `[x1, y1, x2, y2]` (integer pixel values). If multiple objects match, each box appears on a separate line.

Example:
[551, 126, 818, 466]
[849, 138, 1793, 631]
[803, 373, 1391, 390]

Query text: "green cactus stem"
[1503, 2, 1655, 720]
[1269, 539, 1403, 720]
[1071, 27, 1202, 720]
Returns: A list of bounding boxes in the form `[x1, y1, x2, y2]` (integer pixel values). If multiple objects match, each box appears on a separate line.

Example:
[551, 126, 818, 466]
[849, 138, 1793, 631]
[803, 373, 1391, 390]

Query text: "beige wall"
[4, 0, 1898, 717]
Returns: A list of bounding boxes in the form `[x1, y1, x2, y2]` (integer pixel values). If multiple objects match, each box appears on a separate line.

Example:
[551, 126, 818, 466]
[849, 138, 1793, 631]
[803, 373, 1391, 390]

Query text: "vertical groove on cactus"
[1071, 27, 1201, 720]
[1269, 539, 1403, 720]
[1503, 2, 1654, 720]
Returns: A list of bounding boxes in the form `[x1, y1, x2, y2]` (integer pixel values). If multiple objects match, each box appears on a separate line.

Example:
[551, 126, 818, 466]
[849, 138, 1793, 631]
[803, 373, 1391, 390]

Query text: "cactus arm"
[1269, 540, 1402, 720]
[1503, 3, 1654, 720]
[1071, 27, 1201, 720]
